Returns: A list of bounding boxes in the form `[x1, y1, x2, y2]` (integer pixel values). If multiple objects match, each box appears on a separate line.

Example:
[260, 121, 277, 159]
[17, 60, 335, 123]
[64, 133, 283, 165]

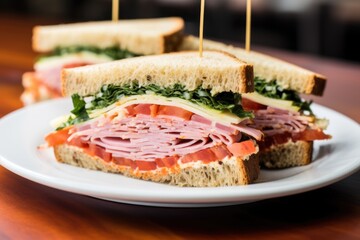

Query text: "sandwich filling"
[243, 77, 331, 149]
[46, 83, 262, 172]
[22, 46, 139, 104]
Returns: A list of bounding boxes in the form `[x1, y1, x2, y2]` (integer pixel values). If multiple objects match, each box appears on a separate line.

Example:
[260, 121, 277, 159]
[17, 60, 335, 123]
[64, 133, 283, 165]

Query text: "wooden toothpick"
[199, 0, 205, 57]
[245, 0, 252, 52]
[112, 0, 119, 22]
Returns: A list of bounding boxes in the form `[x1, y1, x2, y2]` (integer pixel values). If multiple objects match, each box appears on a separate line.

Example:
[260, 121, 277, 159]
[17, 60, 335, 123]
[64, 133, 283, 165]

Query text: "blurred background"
[0, 0, 359, 63]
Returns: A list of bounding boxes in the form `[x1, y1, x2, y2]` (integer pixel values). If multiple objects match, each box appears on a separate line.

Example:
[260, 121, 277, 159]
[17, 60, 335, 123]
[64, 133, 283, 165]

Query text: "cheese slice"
[53, 94, 248, 129]
[35, 52, 113, 71]
[88, 94, 244, 125]
[243, 92, 300, 112]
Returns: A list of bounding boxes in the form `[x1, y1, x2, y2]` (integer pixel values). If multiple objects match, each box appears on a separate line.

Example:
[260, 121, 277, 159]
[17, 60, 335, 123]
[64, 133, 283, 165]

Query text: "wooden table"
[0, 14, 359, 239]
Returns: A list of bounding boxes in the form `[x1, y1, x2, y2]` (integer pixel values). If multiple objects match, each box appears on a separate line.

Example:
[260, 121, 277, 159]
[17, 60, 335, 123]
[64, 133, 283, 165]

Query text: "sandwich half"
[179, 36, 331, 168]
[45, 51, 263, 187]
[21, 17, 184, 105]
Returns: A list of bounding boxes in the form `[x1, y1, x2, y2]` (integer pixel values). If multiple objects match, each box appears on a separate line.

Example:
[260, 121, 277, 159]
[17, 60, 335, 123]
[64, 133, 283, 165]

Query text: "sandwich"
[21, 17, 184, 105]
[44, 51, 263, 187]
[179, 36, 331, 168]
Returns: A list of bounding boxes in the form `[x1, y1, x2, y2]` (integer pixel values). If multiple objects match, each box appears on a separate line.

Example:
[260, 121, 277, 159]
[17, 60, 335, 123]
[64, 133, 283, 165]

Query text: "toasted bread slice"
[33, 17, 184, 55]
[179, 35, 326, 96]
[62, 51, 254, 97]
[259, 140, 313, 168]
[54, 144, 259, 187]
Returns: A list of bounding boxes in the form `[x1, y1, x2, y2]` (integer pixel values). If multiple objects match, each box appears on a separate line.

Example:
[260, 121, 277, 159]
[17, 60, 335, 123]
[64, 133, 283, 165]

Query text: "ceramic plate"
[0, 98, 359, 207]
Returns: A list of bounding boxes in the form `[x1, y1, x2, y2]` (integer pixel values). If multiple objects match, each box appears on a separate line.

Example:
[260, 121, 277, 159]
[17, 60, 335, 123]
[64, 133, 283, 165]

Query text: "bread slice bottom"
[259, 140, 313, 169]
[54, 144, 260, 187]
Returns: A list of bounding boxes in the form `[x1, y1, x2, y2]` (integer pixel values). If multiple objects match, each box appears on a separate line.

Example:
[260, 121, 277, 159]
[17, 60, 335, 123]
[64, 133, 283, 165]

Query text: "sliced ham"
[247, 107, 311, 137]
[68, 104, 261, 162]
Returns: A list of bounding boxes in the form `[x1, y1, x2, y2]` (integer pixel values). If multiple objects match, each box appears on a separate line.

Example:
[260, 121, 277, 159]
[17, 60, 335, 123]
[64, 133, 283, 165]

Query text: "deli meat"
[69, 111, 261, 161]
[248, 107, 311, 136]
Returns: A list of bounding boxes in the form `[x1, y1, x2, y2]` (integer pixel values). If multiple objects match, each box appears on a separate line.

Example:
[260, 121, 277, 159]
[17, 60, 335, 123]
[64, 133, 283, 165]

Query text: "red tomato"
[125, 105, 138, 117]
[161, 155, 179, 168]
[45, 128, 71, 146]
[155, 158, 165, 168]
[68, 137, 88, 148]
[113, 157, 137, 169]
[157, 105, 193, 120]
[227, 140, 257, 157]
[63, 63, 89, 69]
[134, 104, 152, 115]
[242, 97, 267, 111]
[210, 145, 231, 160]
[181, 148, 217, 164]
[150, 104, 159, 117]
[293, 129, 331, 141]
[136, 160, 157, 171]
[88, 143, 112, 162]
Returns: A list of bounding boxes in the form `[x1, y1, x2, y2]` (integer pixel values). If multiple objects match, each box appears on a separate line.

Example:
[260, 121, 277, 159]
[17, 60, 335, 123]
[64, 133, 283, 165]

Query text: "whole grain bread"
[54, 144, 259, 187]
[259, 140, 313, 168]
[62, 51, 254, 97]
[179, 35, 326, 96]
[33, 17, 184, 55]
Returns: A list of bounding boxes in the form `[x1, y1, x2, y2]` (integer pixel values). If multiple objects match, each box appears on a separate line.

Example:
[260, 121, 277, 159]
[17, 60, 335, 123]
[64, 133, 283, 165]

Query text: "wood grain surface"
[0, 14, 359, 240]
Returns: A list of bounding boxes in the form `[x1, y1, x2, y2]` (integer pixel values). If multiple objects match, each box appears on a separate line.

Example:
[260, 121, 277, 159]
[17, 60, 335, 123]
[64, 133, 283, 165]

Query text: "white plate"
[0, 98, 359, 207]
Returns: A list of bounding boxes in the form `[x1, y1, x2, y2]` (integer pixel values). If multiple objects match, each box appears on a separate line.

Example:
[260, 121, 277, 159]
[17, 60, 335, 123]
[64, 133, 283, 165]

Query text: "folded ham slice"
[67, 104, 262, 162]
[247, 107, 312, 137]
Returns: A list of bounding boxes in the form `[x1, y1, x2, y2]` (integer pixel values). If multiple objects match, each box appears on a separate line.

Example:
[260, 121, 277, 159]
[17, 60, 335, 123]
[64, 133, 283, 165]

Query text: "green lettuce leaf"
[254, 77, 313, 114]
[38, 46, 139, 62]
[56, 94, 89, 130]
[58, 83, 252, 129]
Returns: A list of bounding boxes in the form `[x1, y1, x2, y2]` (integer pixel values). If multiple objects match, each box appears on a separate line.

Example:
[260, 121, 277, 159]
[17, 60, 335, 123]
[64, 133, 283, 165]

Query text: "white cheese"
[50, 114, 73, 129]
[88, 95, 244, 125]
[243, 92, 300, 112]
[35, 52, 113, 71]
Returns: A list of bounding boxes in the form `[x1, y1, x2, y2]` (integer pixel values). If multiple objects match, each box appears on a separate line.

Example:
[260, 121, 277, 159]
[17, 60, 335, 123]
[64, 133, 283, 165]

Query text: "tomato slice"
[157, 105, 193, 120]
[242, 97, 267, 111]
[210, 145, 231, 160]
[150, 104, 159, 117]
[156, 155, 179, 168]
[136, 160, 157, 171]
[134, 104, 152, 115]
[113, 157, 137, 169]
[227, 140, 257, 157]
[293, 129, 331, 141]
[125, 105, 137, 117]
[88, 143, 112, 162]
[63, 62, 90, 69]
[45, 128, 72, 146]
[181, 148, 218, 164]
[68, 137, 88, 148]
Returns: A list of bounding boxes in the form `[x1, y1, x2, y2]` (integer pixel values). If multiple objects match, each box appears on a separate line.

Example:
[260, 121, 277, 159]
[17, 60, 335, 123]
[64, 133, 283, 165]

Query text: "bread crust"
[259, 140, 313, 168]
[61, 51, 254, 97]
[33, 17, 184, 55]
[179, 35, 326, 96]
[54, 144, 259, 187]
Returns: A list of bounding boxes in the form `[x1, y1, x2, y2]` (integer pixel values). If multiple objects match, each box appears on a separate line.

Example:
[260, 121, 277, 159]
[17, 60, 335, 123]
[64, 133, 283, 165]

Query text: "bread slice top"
[179, 35, 326, 96]
[62, 50, 254, 97]
[33, 17, 184, 55]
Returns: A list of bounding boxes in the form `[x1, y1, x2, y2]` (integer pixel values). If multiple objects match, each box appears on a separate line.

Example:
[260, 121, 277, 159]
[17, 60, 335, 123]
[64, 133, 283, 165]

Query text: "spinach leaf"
[38, 46, 139, 62]
[90, 83, 253, 118]
[56, 94, 89, 130]
[58, 83, 252, 129]
[254, 77, 313, 114]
